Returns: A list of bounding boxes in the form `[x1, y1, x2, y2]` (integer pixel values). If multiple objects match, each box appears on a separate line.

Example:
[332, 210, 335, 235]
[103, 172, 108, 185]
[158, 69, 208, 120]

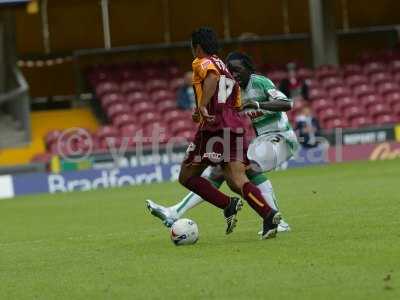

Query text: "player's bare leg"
[223, 161, 281, 239]
[146, 168, 290, 232]
[146, 167, 224, 227]
[179, 162, 243, 235]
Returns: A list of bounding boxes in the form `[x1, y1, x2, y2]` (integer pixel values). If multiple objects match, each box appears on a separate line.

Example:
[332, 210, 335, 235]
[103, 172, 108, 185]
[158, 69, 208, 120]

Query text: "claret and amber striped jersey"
[192, 55, 245, 132]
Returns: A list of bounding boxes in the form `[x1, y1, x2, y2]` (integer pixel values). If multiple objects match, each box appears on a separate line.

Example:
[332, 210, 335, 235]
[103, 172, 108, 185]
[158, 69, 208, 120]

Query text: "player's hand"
[192, 108, 201, 123]
[240, 100, 259, 111]
[245, 110, 264, 119]
[199, 106, 215, 123]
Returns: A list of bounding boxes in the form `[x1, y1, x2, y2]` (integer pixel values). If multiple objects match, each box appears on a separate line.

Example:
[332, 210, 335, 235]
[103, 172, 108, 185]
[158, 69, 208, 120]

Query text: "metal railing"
[0, 65, 31, 145]
[0, 65, 28, 103]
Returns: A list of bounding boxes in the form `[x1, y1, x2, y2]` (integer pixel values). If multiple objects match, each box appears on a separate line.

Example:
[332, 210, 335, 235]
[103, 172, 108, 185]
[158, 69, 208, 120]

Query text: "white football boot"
[145, 199, 177, 227]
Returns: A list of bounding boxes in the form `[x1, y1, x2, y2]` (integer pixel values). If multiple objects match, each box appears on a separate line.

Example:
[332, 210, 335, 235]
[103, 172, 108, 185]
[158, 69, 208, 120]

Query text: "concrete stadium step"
[0, 114, 26, 148]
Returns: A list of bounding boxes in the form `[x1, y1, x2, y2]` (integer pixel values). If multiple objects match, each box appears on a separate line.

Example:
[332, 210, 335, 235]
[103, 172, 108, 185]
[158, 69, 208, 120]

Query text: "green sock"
[248, 173, 268, 185]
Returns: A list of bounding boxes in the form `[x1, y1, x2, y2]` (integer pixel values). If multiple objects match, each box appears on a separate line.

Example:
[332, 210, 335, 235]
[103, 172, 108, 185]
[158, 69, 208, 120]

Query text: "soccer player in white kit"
[147, 52, 299, 233]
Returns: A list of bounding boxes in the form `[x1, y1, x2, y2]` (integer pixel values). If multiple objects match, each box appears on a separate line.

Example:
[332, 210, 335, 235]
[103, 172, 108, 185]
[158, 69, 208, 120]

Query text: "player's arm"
[258, 99, 292, 111]
[242, 99, 292, 112]
[242, 81, 293, 112]
[198, 72, 219, 122]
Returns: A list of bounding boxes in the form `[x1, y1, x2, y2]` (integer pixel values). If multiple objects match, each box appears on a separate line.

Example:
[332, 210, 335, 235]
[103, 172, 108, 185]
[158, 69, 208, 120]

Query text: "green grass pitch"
[0, 159, 399, 299]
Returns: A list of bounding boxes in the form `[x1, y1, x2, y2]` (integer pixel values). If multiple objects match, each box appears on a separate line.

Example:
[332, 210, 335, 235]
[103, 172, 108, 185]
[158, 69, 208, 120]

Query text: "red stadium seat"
[363, 62, 386, 75]
[368, 103, 391, 118]
[169, 78, 184, 91]
[350, 116, 373, 128]
[386, 91, 400, 107]
[309, 87, 327, 100]
[166, 66, 182, 77]
[296, 68, 314, 80]
[346, 75, 369, 88]
[88, 70, 111, 85]
[164, 109, 184, 124]
[343, 105, 367, 120]
[118, 69, 135, 80]
[377, 82, 400, 96]
[145, 79, 168, 91]
[323, 118, 349, 130]
[143, 121, 168, 134]
[142, 68, 162, 80]
[304, 78, 320, 89]
[95, 81, 119, 97]
[392, 102, 400, 116]
[143, 122, 170, 144]
[126, 91, 150, 104]
[393, 72, 400, 85]
[318, 107, 340, 123]
[311, 98, 334, 113]
[101, 93, 125, 109]
[383, 50, 400, 62]
[99, 136, 123, 150]
[321, 76, 344, 90]
[74, 135, 97, 153]
[171, 119, 195, 134]
[353, 84, 375, 98]
[329, 86, 352, 100]
[45, 130, 62, 148]
[342, 64, 363, 77]
[106, 103, 131, 119]
[266, 70, 287, 85]
[120, 124, 140, 138]
[132, 101, 156, 115]
[173, 129, 195, 141]
[369, 72, 393, 86]
[359, 94, 384, 109]
[139, 112, 162, 127]
[157, 100, 177, 114]
[48, 141, 71, 156]
[96, 126, 119, 139]
[375, 114, 397, 125]
[336, 96, 357, 110]
[315, 65, 340, 80]
[120, 80, 144, 94]
[389, 60, 400, 73]
[358, 51, 378, 64]
[151, 89, 174, 102]
[113, 113, 136, 128]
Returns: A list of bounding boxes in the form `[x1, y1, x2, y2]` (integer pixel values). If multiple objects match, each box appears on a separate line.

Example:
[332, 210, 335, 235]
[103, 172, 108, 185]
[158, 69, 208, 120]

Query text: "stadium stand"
[31, 49, 400, 159]
[0, 108, 98, 165]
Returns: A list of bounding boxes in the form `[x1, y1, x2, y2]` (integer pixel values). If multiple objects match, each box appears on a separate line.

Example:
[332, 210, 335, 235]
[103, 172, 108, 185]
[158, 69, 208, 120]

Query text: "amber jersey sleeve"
[191, 57, 220, 107]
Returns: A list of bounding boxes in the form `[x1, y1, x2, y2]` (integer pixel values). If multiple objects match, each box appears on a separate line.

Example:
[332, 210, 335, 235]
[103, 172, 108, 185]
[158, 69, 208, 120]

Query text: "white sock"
[169, 166, 214, 219]
[169, 192, 204, 219]
[257, 180, 279, 211]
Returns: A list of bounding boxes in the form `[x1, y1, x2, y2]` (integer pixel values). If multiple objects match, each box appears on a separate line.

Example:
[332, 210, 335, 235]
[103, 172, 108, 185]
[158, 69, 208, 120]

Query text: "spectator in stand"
[295, 106, 321, 148]
[176, 71, 196, 110]
[279, 62, 309, 101]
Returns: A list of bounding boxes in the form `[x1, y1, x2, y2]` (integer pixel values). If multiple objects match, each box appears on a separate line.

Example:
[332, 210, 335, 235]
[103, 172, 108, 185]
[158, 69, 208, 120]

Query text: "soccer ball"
[170, 218, 199, 246]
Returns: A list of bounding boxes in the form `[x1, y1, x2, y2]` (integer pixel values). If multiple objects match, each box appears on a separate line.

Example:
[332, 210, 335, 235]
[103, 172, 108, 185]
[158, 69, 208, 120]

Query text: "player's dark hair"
[226, 52, 256, 73]
[191, 27, 219, 55]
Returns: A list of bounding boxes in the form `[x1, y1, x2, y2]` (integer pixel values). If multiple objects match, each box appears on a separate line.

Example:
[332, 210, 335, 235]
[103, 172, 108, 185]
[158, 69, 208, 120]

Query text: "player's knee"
[178, 169, 189, 187]
[227, 175, 248, 194]
[226, 180, 241, 195]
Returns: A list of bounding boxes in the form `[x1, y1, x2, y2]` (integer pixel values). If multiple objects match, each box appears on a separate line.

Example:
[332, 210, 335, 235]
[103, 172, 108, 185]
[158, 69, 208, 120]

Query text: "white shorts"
[247, 134, 293, 172]
[202, 133, 294, 179]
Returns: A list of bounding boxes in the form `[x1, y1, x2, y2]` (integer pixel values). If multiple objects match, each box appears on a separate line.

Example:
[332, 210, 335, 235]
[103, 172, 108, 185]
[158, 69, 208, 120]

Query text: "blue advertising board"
[11, 163, 181, 197]
[0, 145, 330, 199]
